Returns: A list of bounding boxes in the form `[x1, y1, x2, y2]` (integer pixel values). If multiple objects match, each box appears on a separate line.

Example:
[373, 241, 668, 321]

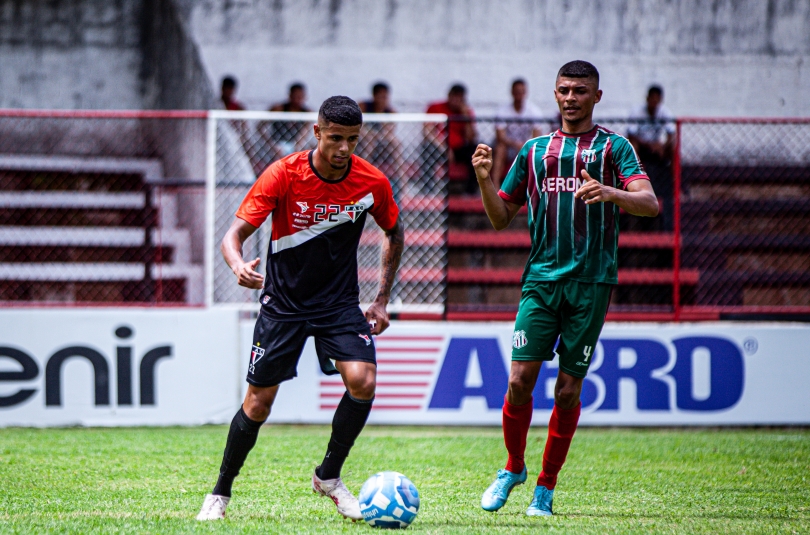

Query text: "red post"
[672, 120, 682, 321]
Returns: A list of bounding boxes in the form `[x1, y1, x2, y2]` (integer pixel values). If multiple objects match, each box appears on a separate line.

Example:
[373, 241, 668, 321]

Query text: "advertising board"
[0, 309, 239, 426]
[247, 321, 810, 426]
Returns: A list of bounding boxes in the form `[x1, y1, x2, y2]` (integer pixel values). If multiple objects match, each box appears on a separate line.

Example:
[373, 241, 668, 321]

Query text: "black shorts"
[247, 306, 376, 387]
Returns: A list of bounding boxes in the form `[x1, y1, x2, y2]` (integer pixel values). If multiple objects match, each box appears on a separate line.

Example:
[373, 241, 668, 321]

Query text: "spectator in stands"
[220, 76, 245, 111]
[270, 82, 311, 114]
[262, 82, 313, 157]
[359, 82, 395, 114]
[426, 84, 478, 193]
[492, 79, 545, 186]
[357, 83, 402, 199]
[627, 85, 675, 229]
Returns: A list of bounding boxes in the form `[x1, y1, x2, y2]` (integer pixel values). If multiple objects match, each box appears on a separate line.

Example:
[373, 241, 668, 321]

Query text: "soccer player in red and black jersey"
[197, 97, 404, 522]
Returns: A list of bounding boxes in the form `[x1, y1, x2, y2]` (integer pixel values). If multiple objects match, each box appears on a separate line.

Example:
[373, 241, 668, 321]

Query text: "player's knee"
[507, 376, 534, 404]
[554, 387, 581, 409]
[243, 400, 270, 422]
[347, 376, 376, 400]
[243, 388, 276, 422]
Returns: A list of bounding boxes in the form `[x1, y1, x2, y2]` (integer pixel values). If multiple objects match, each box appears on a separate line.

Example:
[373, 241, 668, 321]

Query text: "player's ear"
[594, 89, 603, 103]
[313, 123, 321, 140]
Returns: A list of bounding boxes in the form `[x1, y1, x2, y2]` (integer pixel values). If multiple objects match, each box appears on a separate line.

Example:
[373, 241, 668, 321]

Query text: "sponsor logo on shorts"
[249, 343, 265, 374]
[261, 295, 270, 305]
[358, 334, 371, 346]
[575, 345, 593, 366]
[581, 149, 597, 164]
[512, 330, 528, 349]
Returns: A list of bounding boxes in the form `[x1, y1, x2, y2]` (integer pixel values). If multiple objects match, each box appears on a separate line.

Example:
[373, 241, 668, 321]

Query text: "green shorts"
[511, 279, 612, 378]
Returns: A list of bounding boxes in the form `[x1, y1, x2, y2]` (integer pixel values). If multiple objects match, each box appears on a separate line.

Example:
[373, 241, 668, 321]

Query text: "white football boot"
[312, 469, 363, 521]
[196, 494, 230, 520]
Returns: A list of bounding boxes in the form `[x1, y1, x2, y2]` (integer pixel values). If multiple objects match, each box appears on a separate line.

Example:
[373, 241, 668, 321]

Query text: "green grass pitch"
[0, 425, 808, 534]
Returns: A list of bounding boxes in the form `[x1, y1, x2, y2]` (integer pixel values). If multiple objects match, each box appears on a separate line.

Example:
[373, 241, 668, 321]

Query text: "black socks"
[212, 407, 264, 497]
[316, 392, 374, 480]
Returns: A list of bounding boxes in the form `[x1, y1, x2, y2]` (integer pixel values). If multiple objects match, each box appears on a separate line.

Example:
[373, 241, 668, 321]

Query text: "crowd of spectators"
[219, 75, 674, 207]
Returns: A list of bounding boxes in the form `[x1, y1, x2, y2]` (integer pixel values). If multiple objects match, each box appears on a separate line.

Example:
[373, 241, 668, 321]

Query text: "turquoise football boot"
[526, 485, 554, 516]
[480, 467, 527, 511]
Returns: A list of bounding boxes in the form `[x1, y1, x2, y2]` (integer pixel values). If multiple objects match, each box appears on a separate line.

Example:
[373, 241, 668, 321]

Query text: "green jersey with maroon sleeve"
[498, 125, 649, 285]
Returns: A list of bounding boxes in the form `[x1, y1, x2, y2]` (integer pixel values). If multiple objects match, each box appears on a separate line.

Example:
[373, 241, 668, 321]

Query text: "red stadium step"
[448, 230, 675, 249]
[447, 267, 699, 285]
[360, 229, 444, 247]
[447, 195, 528, 214]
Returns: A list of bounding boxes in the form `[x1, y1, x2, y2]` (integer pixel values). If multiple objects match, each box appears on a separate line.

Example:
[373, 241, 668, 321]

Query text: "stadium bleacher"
[0, 156, 202, 304]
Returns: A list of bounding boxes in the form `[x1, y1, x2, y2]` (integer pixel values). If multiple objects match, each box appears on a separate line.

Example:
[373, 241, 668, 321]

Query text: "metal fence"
[675, 118, 810, 320]
[0, 111, 207, 306]
[444, 116, 810, 321]
[0, 110, 807, 321]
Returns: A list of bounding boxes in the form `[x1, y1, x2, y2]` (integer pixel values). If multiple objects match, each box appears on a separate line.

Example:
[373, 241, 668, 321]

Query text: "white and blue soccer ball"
[358, 471, 420, 529]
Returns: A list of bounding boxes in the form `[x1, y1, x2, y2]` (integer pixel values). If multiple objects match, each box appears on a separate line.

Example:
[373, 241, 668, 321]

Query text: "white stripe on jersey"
[271, 192, 374, 254]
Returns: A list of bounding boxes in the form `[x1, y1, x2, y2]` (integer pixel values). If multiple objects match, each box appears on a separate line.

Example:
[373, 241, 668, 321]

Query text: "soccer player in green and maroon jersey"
[473, 61, 659, 516]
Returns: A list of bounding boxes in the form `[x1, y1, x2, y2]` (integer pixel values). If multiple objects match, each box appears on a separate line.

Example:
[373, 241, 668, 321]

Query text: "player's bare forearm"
[221, 218, 265, 289]
[575, 171, 659, 217]
[365, 218, 404, 335]
[374, 219, 404, 305]
[472, 144, 521, 230]
[610, 184, 659, 217]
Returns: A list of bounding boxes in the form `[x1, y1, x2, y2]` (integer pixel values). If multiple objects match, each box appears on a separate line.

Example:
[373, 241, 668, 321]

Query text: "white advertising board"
[245, 321, 810, 426]
[0, 309, 240, 426]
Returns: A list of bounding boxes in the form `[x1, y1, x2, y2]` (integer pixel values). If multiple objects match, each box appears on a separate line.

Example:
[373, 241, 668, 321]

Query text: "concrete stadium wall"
[184, 0, 810, 117]
[0, 0, 213, 110]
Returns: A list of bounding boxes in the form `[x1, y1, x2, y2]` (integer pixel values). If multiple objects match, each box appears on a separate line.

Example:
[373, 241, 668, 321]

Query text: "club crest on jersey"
[249, 344, 266, 374]
[344, 203, 366, 222]
[296, 201, 309, 213]
[358, 334, 372, 346]
[581, 149, 597, 164]
[512, 330, 528, 349]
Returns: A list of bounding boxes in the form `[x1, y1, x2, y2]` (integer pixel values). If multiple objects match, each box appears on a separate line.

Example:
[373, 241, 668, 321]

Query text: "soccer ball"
[358, 471, 420, 529]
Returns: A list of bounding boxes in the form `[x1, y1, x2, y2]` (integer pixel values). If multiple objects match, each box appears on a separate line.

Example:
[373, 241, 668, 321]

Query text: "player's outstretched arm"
[365, 218, 405, 335]
[221, 218, 265, 290]
[574, 170, 659, 217]
[472, 144, 522, 230]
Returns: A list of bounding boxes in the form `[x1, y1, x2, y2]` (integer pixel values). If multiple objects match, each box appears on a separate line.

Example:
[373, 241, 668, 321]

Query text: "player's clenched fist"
[472, 144, 493, 182]
[575, 169, 615, 205]
[234, 257, 265, 289]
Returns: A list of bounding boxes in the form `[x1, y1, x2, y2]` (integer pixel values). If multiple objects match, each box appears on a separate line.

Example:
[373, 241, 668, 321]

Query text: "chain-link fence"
[0, 111, 207, 305]
[444, 116, 810, 321]
[2, 110, 807, 321]
[677, 118, 810, 319]
[209, 111, 448, 314]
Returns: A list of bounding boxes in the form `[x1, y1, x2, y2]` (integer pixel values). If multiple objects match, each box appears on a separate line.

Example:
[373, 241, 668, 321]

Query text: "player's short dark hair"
[221, 76, 237, 89]
[289, 82, 306, 93]
[319, 96, 363, 126]
[648, 85, 663, 98]
[372, 82, 389, 95]
[557, 60, 600, 86]
[449, 83, 467, 96]
[512, 78, 527, 89]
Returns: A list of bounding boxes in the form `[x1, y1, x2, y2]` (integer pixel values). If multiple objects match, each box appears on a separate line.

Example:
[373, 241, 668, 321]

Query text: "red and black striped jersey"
[236, 151, 399, 320]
